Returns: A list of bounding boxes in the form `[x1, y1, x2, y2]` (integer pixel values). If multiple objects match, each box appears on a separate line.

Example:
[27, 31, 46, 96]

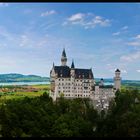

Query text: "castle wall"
[53, 77, 94, 98]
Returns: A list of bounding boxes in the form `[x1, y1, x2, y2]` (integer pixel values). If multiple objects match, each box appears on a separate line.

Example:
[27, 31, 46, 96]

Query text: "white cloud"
[92, 16, 110, 27]
[121, 26, 128, 30]
[41, 10, 56, 17]
[68, 13, 84, 22]
[136, 34, 140, 39]
[120, 51, 140, 62]
[0, 3, 9, 7]
[136, 70, 140, 73]
[112, 32, 120, 36]
[112, 26, 128, 37]
[126, 34, 140, 47]
[127, 41, 140, 46]
[63, 13, 111, 29]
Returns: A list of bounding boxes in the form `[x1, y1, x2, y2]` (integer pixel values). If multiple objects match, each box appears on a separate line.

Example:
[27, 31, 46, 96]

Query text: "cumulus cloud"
[68, 13, 84, 22]
[63, 13, 111, 29]
[41, 10, 56, 17]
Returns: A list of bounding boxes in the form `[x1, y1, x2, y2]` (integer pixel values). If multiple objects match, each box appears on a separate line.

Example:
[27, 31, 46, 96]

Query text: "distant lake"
[0, 81, 113, 86]
[104, 82, 114, 85]
[0, 81, 50, 86]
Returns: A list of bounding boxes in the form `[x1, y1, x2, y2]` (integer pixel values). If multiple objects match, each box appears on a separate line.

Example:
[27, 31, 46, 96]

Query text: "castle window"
[62, 79, 64, 81]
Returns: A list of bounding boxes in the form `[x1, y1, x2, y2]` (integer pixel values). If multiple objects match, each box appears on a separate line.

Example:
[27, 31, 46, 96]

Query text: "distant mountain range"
[0, 73, 49, 82]
[0, 74, 139, 86]
[95, 78, 140, 87]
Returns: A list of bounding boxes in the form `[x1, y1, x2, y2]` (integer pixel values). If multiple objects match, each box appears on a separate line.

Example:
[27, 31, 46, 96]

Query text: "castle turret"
[114, 69, 121, 90]
[50, 62, 56, 92]
[70, 60, 75, 95]
[61, 48, 67, 66]
[70, 59, 75, 77]
[99, 78, 104, 86]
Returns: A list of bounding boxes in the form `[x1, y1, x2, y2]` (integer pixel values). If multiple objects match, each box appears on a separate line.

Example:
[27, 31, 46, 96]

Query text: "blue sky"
[0, 3, 140, 80]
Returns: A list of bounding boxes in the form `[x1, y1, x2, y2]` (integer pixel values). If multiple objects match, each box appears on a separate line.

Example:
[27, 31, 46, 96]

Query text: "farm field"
[0, 82, 139, 103]
[0, 84, 50, 103]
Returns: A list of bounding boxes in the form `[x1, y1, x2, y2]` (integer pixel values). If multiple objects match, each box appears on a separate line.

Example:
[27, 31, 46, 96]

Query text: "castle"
[50, 49, 121, 109]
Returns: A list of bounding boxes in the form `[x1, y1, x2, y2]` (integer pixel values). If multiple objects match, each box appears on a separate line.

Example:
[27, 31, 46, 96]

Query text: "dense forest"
[0, 89, 140, 137]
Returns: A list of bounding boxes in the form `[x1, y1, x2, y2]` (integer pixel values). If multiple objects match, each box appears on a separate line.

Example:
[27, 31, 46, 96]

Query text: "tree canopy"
[0, 89, 140, 137]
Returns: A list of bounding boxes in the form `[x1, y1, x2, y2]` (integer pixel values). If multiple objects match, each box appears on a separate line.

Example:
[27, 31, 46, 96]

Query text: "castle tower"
[50, 62, 56, 92]
[99, 78, 104, 86]
[70, 59, 75, 77]
[70, 60, 75, 95]
[61, 48, 67, 66]
[114, 69, 121, 90]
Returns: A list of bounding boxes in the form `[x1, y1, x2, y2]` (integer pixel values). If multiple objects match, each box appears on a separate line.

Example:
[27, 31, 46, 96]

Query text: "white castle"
[50, 49, 121, 109]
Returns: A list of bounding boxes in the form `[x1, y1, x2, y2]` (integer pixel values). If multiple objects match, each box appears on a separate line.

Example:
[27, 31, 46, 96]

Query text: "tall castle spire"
[61, 48, 67, 66]
[71, 59, 75, 69]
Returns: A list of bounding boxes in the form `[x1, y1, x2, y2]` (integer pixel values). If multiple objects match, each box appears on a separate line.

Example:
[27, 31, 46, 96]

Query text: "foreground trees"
[0, 89, 140, 137]
[0, 94, 98, 137]
[96, 89, 140, 137]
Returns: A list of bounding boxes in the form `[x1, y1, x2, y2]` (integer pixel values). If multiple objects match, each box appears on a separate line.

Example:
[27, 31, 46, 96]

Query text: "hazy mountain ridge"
[0, 73, 49, 82]
[0, 74, 139, 85]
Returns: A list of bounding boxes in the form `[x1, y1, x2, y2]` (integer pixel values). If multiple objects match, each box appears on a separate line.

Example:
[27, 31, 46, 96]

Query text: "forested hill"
[0, 73, 49, 82]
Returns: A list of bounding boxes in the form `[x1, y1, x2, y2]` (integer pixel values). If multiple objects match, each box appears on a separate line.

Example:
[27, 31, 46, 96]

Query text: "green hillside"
[0, 73, 49, 82]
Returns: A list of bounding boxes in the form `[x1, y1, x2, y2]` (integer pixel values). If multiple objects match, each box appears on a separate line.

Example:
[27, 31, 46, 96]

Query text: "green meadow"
[0, 84, 50, 103]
